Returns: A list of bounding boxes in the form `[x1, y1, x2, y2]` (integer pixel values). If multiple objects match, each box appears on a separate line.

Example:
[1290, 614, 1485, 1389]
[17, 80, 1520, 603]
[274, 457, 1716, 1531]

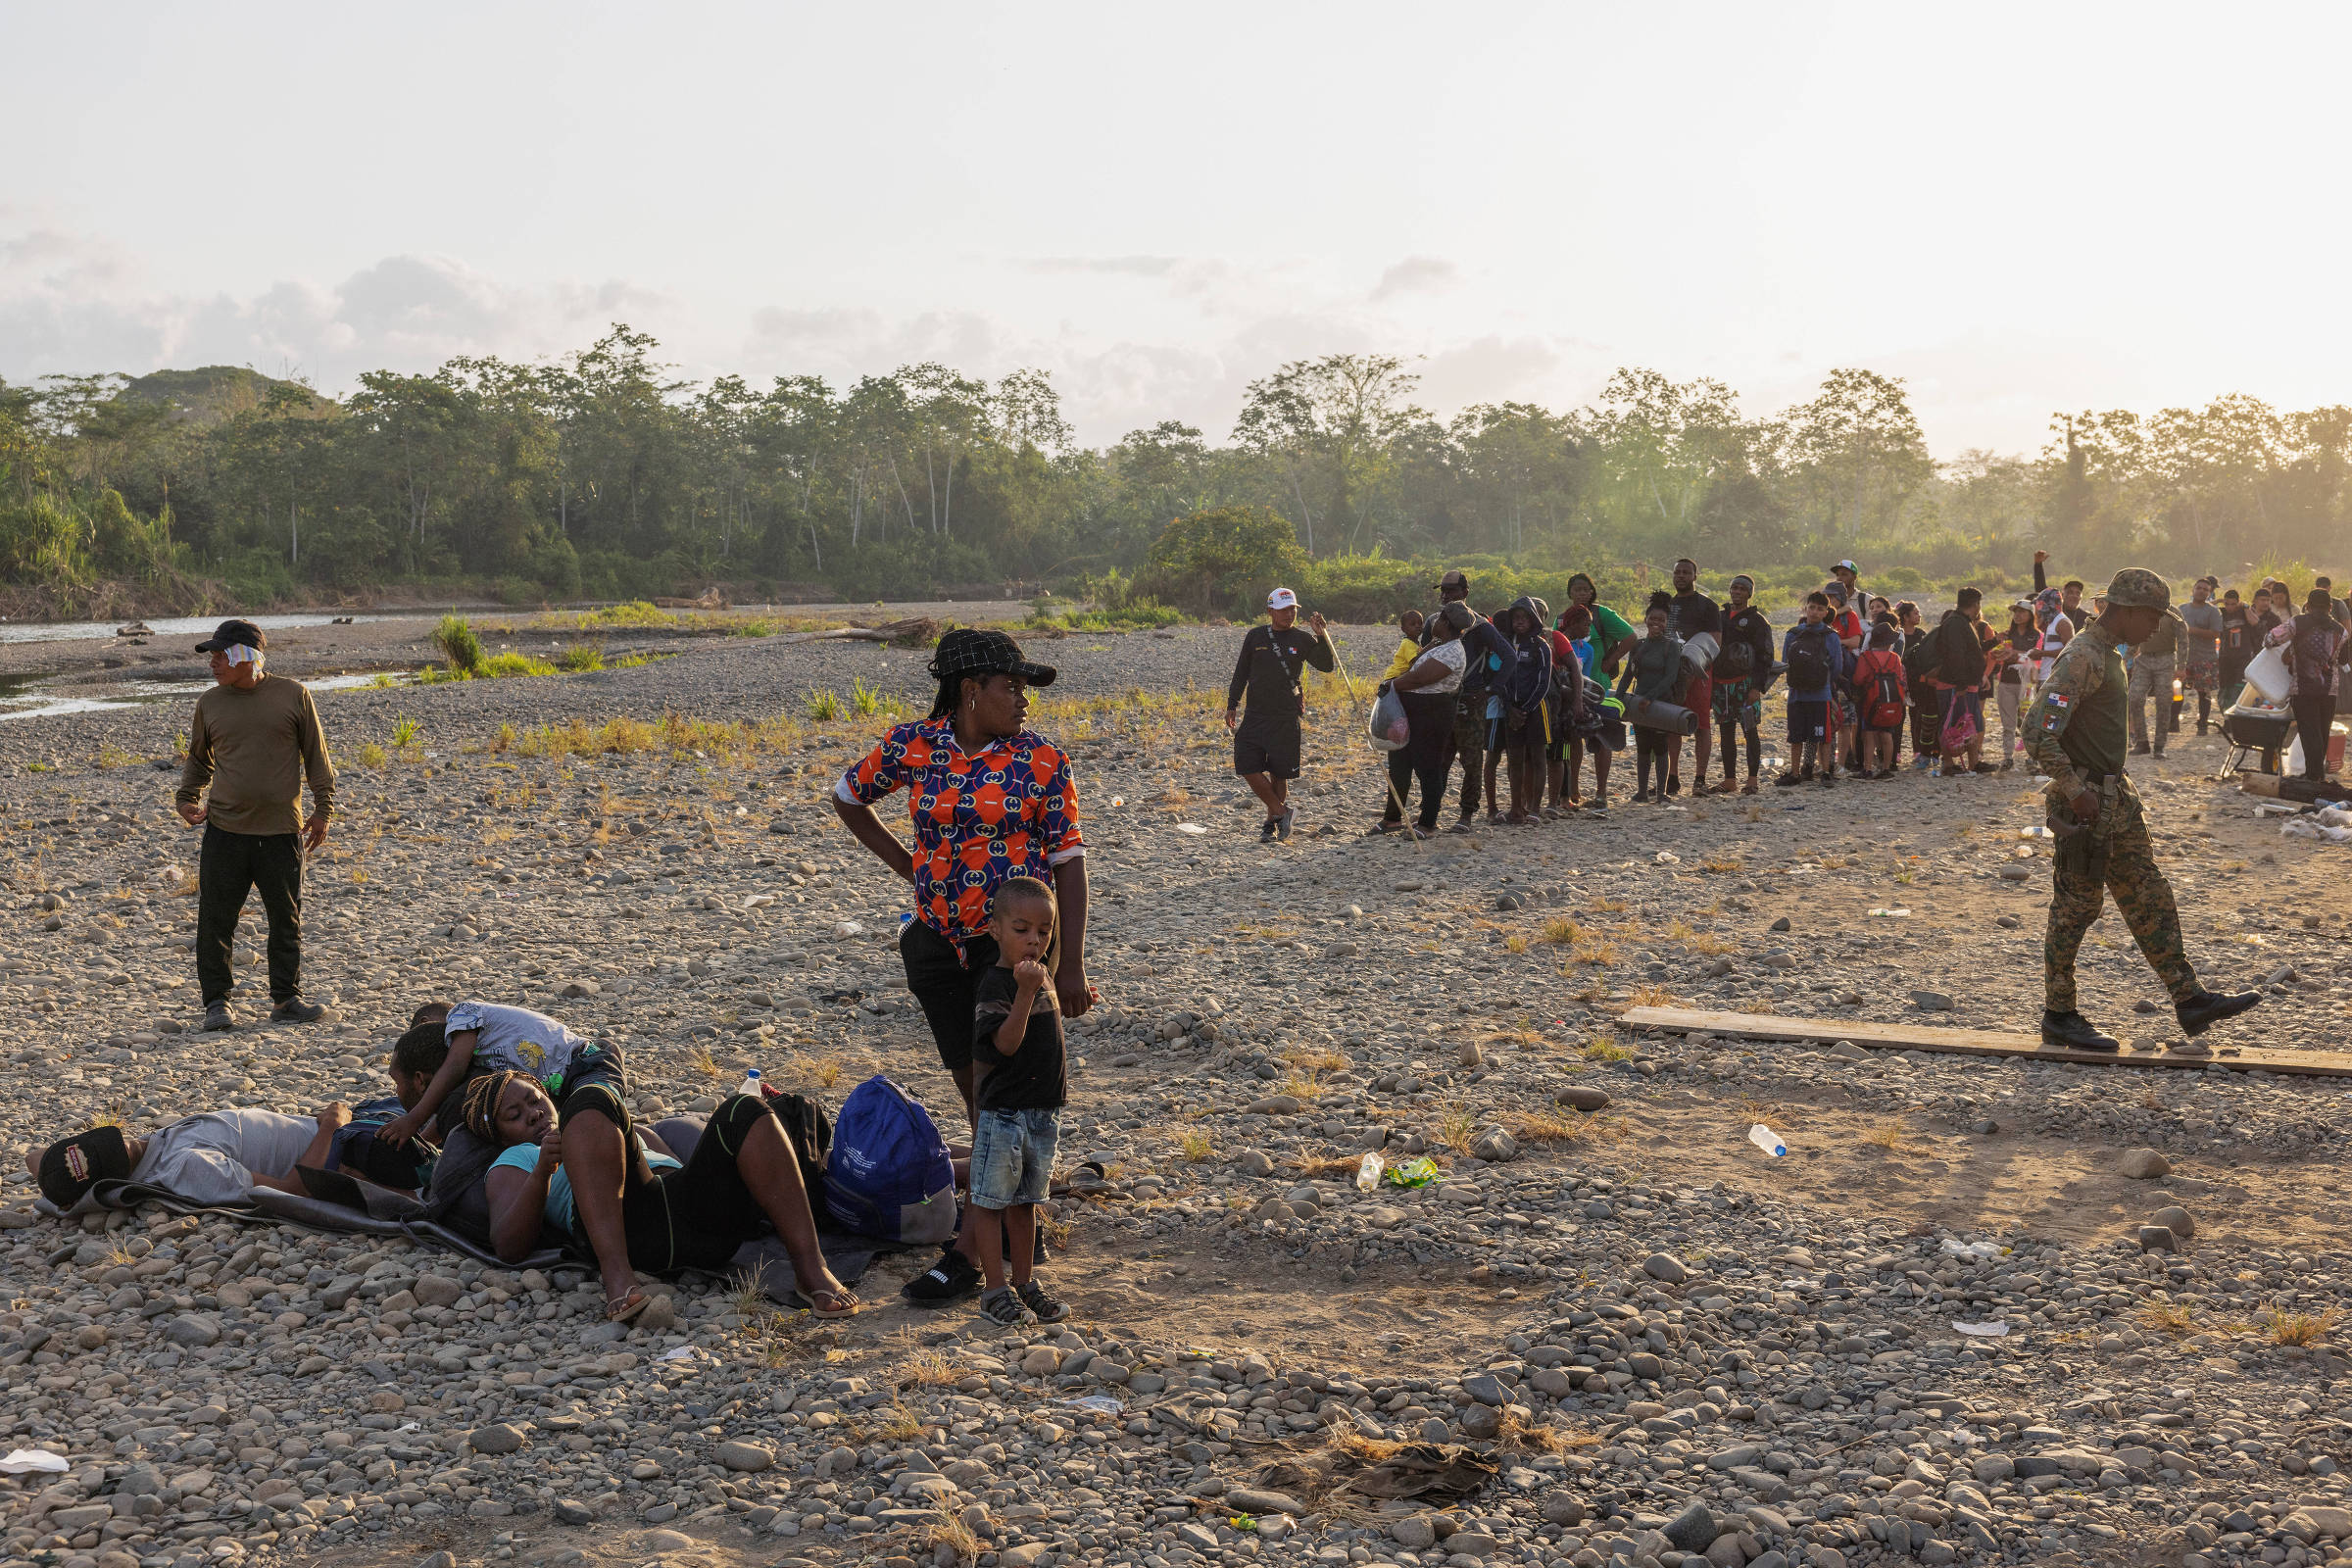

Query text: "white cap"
[1266, 587, 1298, 610]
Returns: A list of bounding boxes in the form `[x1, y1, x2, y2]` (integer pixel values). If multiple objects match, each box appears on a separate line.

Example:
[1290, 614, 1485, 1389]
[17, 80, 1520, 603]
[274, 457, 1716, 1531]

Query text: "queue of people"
[1322, 557, 2346, 834]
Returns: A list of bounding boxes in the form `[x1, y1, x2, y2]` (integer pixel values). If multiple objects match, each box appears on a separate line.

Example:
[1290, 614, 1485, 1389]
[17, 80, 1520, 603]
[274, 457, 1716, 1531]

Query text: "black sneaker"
[1275, 808, 1295, 842]
[1016, 1279, 1068, 1324]
[200, 1001, 234, 1032]
[978, 1286, 1032, 1326]
[903, 1246, 982, 1306]
[1773, 772, 1801, 788]
[270, 998, 325, 1024]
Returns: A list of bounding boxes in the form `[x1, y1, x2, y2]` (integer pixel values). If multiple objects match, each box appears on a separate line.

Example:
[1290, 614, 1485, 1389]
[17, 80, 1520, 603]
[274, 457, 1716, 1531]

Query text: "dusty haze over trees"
[1, 326, 2344, 613]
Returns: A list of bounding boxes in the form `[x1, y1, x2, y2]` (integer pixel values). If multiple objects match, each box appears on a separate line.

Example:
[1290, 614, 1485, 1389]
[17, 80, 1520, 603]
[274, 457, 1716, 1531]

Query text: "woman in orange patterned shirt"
[832, 628, 1094, 1304]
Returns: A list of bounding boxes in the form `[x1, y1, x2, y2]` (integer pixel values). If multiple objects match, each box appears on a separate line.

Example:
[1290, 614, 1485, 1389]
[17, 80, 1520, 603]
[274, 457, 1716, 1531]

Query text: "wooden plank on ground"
[1617, 1005, 2352, 1079]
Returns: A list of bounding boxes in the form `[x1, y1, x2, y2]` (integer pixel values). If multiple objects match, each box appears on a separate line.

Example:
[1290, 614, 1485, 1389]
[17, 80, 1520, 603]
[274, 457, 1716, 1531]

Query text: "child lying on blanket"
[31, 1105, 360, 1209]
[379, 1000, 607, 1151]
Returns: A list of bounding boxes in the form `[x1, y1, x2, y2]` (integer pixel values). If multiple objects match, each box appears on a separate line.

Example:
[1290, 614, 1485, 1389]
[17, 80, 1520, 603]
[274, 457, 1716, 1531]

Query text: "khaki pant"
[1995, 680, 2022, 760]
[2127, 656, 2175, 752]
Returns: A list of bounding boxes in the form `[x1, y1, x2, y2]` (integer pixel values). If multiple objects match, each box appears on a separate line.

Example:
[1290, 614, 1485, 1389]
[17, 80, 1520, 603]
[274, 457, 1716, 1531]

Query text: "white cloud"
[1370, 255, 1459, 303]
[0, 224, 664, 391]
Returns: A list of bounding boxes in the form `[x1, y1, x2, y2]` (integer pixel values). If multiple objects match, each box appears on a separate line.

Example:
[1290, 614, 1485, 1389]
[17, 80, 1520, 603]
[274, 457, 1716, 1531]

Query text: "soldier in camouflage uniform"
[2022, 568, 2264, 1052]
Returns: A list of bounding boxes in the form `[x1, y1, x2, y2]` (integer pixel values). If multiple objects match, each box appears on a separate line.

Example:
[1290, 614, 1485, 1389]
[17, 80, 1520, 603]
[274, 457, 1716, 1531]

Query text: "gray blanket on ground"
[41, 1111, 905, 1298]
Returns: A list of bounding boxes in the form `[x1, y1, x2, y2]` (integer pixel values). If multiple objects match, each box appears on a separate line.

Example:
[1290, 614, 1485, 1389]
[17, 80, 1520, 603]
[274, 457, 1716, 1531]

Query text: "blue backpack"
[823, 1076, 957, 1244]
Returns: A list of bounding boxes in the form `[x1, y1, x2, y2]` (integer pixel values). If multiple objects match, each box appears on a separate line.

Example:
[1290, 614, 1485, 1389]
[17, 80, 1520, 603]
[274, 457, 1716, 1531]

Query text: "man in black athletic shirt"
[1226, 587, 1334, 842]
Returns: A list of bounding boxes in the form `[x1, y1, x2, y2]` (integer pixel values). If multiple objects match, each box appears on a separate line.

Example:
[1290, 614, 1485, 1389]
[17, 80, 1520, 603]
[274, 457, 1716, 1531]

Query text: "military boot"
[2177, 989, 2264, 1037]
[2041, 1009, 2120, 1052]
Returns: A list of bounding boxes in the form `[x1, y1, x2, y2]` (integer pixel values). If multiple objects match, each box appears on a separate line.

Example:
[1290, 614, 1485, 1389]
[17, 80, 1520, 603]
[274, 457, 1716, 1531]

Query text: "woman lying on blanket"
[30, 1104, 378, 1209]
[466, 1070, 858, 1322]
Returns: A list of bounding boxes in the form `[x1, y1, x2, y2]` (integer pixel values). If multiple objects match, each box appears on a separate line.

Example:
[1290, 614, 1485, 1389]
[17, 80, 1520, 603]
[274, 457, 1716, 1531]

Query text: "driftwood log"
[776, 615, 943, 649]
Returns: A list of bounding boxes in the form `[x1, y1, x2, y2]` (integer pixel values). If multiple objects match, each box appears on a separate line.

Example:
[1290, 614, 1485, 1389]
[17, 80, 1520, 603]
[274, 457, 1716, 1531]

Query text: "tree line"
[0, 324, 2344, 614]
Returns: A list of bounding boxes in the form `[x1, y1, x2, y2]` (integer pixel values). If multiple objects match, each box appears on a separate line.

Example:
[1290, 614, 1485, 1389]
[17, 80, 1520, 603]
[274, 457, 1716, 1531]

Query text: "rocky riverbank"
[1, 623, 2348, 1568]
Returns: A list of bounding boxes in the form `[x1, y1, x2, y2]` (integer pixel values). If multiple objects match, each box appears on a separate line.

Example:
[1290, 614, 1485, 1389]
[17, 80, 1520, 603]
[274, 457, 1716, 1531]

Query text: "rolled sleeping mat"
[1627, 696, 1696, 734]
[1680, 631, 1719, 671]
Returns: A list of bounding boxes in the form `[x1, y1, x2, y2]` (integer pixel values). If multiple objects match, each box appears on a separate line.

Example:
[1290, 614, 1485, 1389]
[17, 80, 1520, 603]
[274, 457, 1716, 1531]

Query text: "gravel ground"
[1, 624, 2349, 1568]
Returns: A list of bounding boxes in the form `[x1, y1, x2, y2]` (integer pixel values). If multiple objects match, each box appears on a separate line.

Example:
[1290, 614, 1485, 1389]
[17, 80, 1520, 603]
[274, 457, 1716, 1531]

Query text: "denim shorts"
[968, 1105, 1060, 1210]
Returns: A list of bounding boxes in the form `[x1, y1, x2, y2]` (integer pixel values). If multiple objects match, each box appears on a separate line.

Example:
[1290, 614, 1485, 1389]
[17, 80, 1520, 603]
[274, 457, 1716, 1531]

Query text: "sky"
[6, 2, 2349, 458]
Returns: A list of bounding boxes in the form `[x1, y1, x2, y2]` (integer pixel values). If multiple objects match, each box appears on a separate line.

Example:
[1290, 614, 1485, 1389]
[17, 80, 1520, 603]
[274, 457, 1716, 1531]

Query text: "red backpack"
[1857, 649, 1907, 728]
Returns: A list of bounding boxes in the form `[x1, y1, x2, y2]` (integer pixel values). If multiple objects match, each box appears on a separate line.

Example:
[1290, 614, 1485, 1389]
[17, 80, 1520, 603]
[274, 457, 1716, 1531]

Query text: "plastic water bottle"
[1747, 1123, 1788, 1157]
[737, 1067, 763, 1100]
[1355, 1152, 1384, 1192]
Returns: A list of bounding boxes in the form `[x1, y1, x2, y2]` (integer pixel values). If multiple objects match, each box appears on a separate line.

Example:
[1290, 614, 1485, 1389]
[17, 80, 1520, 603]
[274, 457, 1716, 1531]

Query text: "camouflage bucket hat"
[2103, 568, 2171, 611]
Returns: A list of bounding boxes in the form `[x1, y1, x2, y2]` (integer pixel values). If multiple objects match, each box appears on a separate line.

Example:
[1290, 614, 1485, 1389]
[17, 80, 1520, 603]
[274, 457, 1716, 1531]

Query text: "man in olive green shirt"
[176, 619, 335, 1030]
[2125, 597, 2185, 757]
[2022, 571, 2259, 1053]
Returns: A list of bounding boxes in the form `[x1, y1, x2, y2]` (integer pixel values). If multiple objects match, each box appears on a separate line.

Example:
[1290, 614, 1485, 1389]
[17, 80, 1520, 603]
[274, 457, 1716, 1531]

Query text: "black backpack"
[1787, 627, 1832, 693]
[1717, 618, 1756, 679]
[1937, 616, 1982, 686]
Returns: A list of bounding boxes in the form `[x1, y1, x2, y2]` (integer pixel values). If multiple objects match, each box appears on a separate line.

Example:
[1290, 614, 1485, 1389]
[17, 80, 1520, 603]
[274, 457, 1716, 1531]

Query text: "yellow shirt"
[1383, 638, 1420, 681]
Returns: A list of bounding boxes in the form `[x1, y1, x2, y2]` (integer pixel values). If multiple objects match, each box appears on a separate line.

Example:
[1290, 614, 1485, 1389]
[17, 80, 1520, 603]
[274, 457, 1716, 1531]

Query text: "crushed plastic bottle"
[1381, 1155, 1441, 1189]
[1747, 1123, 1788, 1157]
[2019, 826, 2053, 840]
[1355, 1152, 1384, 1192]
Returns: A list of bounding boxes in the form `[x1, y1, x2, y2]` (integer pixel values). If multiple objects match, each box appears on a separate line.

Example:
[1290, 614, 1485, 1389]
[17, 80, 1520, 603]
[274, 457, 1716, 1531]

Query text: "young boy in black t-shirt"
[968, 876, 1070, 1326]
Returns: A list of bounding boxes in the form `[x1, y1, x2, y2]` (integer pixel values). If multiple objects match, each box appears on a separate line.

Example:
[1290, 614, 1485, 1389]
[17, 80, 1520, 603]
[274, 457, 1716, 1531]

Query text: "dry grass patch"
[900, 1348, 970, 1389]
[1179, 1128, 1214, 1162]
[807, 1054, 845, 1090]
[1580, 1031, 1630, 1063]
[1502, 935, 1530, 955]
[1437, 1101, 1480, 1154]
[926, 1509, 982, 1564]
[2269, 1308, 2340, 1348]
[1569, 935, 1618, 967]
[849, 1398, 927, 1446]
[2133, 1302, 2196, 1340]
[1627, 984, 1676, 1007]
[1539, 917, 1582, 947]
[1859, 1119, 1929, 1155]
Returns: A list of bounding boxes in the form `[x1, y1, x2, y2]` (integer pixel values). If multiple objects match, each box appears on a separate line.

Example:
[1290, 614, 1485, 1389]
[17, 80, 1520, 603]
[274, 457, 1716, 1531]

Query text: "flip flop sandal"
[606, 1289, 651, 1324]
[789, 1287, 860, 1319]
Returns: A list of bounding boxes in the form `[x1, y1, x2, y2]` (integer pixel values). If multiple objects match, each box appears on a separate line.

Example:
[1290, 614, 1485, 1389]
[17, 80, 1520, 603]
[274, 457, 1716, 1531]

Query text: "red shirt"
[838, 717, 1084, 945]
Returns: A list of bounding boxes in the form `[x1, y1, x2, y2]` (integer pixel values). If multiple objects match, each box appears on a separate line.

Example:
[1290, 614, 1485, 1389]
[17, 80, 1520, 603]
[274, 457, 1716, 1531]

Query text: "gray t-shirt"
[130, 1110, 315, 1203]
[2180, 600, 2223, 649]
[445, 1002, 591, 1091]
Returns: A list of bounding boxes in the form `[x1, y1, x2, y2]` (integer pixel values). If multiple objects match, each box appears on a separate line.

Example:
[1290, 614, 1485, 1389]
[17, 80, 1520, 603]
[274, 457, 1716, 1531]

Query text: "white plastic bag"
[1366, 687, 1409, 752]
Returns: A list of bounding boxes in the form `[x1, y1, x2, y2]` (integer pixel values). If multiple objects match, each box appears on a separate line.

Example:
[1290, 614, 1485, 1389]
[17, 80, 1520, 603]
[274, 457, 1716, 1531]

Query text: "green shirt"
[2024, 621, 2128, 803]
[2137, 608, 2184, 659]
[1585, 603, 1636, 659]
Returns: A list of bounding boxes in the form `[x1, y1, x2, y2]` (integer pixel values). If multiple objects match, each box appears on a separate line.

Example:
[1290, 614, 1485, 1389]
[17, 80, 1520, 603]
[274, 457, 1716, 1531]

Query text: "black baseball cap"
[927, 628, 1057, 687]
[1437, 569, 1470, 593]
[194, 619, 267, 654]
[37, 1125, 132, 1209]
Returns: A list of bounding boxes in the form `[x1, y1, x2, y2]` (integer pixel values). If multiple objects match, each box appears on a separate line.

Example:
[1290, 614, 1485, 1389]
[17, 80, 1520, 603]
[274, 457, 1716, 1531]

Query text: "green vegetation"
[431, 614, 484, 675]
[556, 642, 604, 672]
[3, 336, 2343, 615]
